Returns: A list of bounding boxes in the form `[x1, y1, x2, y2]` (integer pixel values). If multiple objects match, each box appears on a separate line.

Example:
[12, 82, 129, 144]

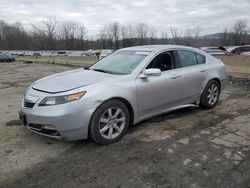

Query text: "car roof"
[120, 45, 199, 52]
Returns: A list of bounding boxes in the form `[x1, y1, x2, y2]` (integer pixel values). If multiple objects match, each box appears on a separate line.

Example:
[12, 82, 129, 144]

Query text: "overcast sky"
[0, 0, 249, 36]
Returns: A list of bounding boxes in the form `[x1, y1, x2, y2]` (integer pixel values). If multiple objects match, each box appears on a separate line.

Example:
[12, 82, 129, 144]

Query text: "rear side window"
[177, 50, 197, 67]
[241, 47, 250, 52]
[196, 53, 206, 64]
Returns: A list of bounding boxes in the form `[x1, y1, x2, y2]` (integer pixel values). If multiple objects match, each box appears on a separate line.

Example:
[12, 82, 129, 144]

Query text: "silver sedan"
[19, 45, 226, 144]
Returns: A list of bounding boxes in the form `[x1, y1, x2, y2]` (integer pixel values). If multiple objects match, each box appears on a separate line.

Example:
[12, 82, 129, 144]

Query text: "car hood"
[32, 69, 116, 93]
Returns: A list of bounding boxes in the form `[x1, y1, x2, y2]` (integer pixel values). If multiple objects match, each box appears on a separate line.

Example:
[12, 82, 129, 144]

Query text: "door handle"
[200, 68, 207, 72]
[171, 74, 181, 79]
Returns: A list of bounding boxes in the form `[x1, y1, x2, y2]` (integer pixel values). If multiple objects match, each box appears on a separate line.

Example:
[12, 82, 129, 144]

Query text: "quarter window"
[177, 50, 197, 67]
[196, 53, 206, 64]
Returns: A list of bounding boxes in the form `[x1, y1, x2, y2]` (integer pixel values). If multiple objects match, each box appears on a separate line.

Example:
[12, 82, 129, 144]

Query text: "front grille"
[29, 123, 42, 130]
[24, 101, 35, 108]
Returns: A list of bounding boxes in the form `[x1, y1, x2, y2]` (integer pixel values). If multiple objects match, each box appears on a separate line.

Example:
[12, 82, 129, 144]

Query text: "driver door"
[136, 51, 183, 120]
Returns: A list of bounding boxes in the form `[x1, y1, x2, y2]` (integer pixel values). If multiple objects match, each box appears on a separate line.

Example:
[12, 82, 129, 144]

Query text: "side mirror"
[140, 68, 161, 78]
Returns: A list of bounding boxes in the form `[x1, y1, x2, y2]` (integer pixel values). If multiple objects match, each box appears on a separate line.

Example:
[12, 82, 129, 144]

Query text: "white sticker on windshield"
[135, 51, 151, 56]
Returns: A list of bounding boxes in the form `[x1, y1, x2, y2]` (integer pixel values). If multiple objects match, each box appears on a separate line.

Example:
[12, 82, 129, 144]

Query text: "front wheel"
[200, 80, 221, 109]
[90, 99, 130, 144]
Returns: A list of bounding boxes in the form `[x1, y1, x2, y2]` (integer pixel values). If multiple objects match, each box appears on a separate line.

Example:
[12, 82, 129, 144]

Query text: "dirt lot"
[0, 62, 250, 188]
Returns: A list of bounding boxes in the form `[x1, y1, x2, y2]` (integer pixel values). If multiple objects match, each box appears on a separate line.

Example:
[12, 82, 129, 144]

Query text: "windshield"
[90, 50, 151, 75]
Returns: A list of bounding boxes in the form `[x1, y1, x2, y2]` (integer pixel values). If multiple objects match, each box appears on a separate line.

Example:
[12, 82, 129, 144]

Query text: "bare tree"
[222, 28, 228, 46]
[193, 25, 203, 39]
[98, 28, 107, 49]
[60, 21, 79, 50]
[120, 25, 127, 47]
[77, 24, 87, 50]
[183, 27, 193, 46]
[161, 30, 168, 39]
[42, 17, 58, 50]
[170, 27, 181, 44]
[109, 21, 120, 49]
[1, 17, 249, 51]
[136, 23, 149, 44]
[232, 19, 247, 45]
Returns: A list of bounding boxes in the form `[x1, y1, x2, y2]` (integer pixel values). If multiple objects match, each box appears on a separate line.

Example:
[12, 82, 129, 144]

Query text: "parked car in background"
[0, 53, 15, 62]
[217, 45, 250, 55]
[201, 47, 226, 55]
[68, 51, 86, 57]
[24, 51, 33, 56]
[57, 51, 68, 56]
[19, 45, 226, 144]
[226, 45, 250, 55]
[33, 52, 42, 56]
[99, 49, 113, 59]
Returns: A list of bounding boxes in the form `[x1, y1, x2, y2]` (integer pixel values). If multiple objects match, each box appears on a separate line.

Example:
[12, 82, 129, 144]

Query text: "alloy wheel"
[98, 107, 126, 139]
[207, 83, 219, 105]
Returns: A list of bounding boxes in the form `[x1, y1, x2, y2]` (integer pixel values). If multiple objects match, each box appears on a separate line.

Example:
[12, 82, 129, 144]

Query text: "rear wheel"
[90, 99, 130, 144]
[200, 80, 220, 108]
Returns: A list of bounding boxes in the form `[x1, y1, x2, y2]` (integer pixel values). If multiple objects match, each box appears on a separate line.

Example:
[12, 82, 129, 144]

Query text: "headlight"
[39, 91, 86, 106]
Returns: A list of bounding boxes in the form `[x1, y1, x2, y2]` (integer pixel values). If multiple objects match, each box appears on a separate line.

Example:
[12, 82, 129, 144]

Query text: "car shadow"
[128, 106, 200, 134]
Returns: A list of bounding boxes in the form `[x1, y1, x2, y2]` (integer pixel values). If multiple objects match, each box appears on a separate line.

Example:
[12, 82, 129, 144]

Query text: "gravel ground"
[227, 76, 250, 90]
[0, 62, 250, 188]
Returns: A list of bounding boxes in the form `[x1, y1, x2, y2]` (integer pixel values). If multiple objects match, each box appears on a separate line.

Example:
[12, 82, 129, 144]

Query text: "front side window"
[90, 50, 150, 75]
[146, 52, 174, 72]
[177, 50, 198, 67]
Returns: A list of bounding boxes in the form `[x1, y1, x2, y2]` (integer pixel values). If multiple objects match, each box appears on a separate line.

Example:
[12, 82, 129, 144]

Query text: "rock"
[4, 149, 13, 154]
[178, 138, 190, 145]
[195, 163, 201, 167]
[202, 155, 208, 161]
[167, 149, 174, 154]
[200, 130, 210, 135]
[183, 159, 192, 166]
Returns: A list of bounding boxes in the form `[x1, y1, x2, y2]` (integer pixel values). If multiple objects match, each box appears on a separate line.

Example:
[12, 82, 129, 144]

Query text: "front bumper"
[20, 88, 97, 140]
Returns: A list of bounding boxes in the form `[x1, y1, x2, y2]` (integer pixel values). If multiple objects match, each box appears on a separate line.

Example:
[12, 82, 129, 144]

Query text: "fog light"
[42, 124, 56, 130]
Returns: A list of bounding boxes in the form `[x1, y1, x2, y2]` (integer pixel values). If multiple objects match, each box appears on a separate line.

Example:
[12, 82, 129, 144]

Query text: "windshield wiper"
[91, 68, 110, 73]
[83, 66, 90, 70]
[89, 68, 127, 75]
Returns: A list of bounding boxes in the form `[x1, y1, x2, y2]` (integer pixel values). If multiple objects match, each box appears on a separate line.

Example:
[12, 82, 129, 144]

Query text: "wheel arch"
[88, 97, 135, 138]
[202, 77, 221, 93]
[209, 78, 221, 90]
[110, 97, 135, 126]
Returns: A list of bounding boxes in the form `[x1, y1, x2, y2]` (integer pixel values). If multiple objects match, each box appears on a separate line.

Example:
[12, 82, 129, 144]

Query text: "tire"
[90, 99, 130, 144]
[200, 80, 221, 109]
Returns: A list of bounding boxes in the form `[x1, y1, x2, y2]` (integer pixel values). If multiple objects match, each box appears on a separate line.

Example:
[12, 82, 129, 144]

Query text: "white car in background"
[99, 49, 113, 59]
[68, 51, 86, 57]
[201, 47, 226, 55]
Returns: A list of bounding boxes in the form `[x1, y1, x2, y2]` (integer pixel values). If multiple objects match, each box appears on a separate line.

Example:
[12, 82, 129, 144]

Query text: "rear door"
[174, 50, 208, 102]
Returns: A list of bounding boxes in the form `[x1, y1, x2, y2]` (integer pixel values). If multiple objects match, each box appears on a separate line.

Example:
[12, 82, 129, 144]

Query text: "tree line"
[0, 18, 249, 51]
